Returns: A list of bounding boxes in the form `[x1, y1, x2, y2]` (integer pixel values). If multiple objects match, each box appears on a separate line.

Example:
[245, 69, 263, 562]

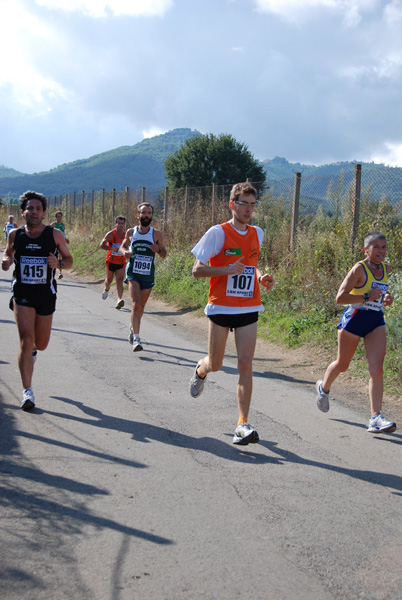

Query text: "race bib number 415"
[226, 266, 255, 297]
[20, 256, 47, 284]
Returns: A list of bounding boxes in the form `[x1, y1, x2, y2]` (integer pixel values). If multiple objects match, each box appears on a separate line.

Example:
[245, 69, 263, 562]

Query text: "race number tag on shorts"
[20, 256, 47, 284]
[226, 266, 255, 297]
[111, 243, 122, 256]
[364, 282, 388, 311]
[132, 254, 152, 275]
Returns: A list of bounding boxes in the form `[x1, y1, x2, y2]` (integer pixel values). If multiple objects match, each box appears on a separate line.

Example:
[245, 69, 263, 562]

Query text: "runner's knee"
[368, 364, 383, 379]
[237, 356, 253, 375]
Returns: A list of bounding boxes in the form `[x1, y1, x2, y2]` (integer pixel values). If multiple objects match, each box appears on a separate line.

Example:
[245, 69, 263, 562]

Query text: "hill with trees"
[0, 128, 394, 201]
[261, 155, 387, 180]
[0, 128, 201, 198]
[0, 166, 25, 178]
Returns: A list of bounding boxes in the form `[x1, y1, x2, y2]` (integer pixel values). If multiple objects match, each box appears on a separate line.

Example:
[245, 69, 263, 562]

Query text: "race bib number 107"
[20, 256, 48, 284]
[226, 266, 255, 297]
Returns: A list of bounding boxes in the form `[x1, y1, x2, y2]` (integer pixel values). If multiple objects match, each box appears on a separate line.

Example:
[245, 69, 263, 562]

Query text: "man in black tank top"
[1, 191, 73, 411]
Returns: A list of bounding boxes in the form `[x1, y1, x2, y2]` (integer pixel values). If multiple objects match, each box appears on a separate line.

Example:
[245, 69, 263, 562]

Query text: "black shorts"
[208, 311, 259, 331]
[107, 262, 125, 273]
[10, 294, 57, 316]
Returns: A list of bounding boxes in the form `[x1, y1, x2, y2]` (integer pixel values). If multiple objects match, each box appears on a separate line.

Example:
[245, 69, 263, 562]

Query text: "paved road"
[1, 272, 402, 600]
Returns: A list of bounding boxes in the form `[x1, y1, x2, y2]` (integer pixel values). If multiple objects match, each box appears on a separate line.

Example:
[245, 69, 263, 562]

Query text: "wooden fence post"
[91, 190, 94, 222]
[125, 186, 129, 221]
[212, 183, 216, 225]
[164, 187, 169, 234]
[290, 172, 301, 252]
[81, 191, 85, 221]
[101, 189, 105, 223]
[142, 187, 146, 204]
[112, 188, 116, 225]
[351, 164, 362, 252]
[184, 185, 188, 223]
[73, 192, 76, 215]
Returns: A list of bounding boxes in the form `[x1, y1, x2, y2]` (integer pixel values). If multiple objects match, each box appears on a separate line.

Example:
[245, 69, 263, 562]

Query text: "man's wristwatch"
[363, 293, 370, 302]
[59, 259, 64, 269]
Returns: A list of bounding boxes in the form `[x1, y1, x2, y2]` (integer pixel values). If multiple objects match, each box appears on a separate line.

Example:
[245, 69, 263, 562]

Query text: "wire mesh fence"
[2, 165, 402, 259]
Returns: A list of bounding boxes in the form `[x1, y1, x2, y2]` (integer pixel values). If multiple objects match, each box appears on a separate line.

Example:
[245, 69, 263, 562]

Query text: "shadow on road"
[0, 392, 174, 597]
[47, 396, 280, 465]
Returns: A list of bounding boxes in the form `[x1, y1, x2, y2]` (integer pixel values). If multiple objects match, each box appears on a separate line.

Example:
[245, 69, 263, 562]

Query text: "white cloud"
[142, 128, 166, 138]
[2, 0, 402, 174]
[253, 0, 379, 26]
[340, 53, 402, 81]
[372, 142, 402, 167]
[34, 0, 174, 18]
[0, 0, 69, 107]
[384, 0, 402, 26]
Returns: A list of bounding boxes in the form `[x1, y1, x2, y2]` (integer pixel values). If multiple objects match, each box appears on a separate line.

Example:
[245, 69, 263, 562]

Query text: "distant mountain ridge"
[261, 155, 387, 180]
[0, 128, 201, 198]
[0, 128, 390, 198]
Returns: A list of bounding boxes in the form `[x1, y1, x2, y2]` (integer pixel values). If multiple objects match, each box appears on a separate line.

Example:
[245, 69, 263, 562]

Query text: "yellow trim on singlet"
[350, 261, 387, 296]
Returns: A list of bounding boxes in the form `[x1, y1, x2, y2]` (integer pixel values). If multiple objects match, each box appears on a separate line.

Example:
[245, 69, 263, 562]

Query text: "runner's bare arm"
[192, 256, 245, 278]
[151, 229, 167, 258]
[120, 228, 134, 258]
[50, 229, 73, 270]
[1, 229, 17, 271]
[99, 230, 113, 251]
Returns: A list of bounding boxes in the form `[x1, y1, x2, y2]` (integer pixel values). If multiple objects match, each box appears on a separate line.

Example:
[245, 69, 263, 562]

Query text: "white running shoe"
[102, 289, 108, 300]
[133, 338, 143, 352]
[21, 388, 35, 411]
[367, 413, 396, 434]
[189, 360, 207, 398]
[115, 299, 124, 310]
[233, 423, 259, 445]
[316, 380, 330, 412]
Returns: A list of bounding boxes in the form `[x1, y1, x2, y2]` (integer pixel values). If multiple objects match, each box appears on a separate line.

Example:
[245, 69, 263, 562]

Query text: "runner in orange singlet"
[189, 182, 275, 445]
[99, 216, 127, 309]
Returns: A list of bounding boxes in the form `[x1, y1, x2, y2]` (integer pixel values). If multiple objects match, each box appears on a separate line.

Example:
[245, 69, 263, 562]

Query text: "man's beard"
[140, 217, 152, 227]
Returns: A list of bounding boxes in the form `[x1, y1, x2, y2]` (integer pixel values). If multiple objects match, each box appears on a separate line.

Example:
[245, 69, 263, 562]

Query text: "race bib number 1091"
[226, 266, 255, 297]
[20, 256, 48, 284]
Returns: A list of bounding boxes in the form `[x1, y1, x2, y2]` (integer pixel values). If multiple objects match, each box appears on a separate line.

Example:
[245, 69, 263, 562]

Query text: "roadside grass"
[68, 223, 106, 281]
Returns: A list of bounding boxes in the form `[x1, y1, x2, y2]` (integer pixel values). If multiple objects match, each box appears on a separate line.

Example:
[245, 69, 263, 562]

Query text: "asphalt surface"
[1, 272, 402, 600]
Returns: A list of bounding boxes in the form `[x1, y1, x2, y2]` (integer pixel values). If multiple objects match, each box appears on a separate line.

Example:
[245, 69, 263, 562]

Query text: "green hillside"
[0, 129, 396, 201]
[0, 128, 201, 198]
[261, 155, 387, 179]
[0, 165, 25, 178]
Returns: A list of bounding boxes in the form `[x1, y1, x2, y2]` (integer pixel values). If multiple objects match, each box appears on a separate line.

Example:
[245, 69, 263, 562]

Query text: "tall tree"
[164, 133, 266, 188]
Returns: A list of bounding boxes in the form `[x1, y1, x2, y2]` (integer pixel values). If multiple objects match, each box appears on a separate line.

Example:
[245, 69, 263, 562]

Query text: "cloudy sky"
[1, 0, 402, 173]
